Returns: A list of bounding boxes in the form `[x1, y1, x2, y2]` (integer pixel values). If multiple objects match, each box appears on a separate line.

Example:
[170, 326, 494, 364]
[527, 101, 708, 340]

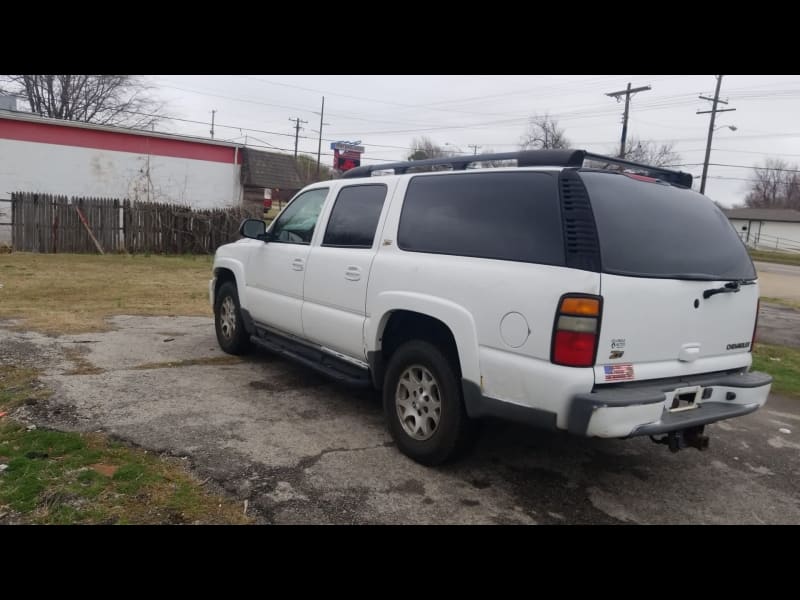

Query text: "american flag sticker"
[604, 363, 635, 381]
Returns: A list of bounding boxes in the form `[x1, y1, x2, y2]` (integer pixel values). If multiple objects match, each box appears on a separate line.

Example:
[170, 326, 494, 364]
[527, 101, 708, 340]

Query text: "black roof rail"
[340, 149, 693, 188]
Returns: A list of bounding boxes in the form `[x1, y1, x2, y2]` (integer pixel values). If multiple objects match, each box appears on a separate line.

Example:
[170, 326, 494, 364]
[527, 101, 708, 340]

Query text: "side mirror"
[239, 218, 267, 241]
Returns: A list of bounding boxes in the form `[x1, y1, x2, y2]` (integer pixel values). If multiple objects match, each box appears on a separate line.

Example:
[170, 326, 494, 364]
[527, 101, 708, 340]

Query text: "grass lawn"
[0, 253, 252, 523]
[752, 343, 800, 399]
[0, 365, 250, 524]
[750, 249, 800, 267]
[0, 253, 213, 334]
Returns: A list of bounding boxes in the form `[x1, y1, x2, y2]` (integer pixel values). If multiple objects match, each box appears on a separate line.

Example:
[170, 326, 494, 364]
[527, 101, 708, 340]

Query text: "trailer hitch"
[650, 426, 710, 453]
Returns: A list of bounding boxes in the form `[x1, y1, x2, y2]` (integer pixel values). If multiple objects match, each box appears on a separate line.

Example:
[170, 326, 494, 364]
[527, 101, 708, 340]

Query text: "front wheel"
[214, 281, 251, 355]
[383, 340, 476, 466]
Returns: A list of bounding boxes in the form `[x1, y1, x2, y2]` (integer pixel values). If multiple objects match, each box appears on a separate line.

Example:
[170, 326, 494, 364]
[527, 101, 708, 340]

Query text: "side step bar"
[249, 332, 372, 388]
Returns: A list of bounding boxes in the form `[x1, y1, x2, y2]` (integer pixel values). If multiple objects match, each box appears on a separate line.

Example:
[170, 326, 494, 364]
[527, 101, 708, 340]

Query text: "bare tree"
[617, 137, 681, 167]
[519, 113, 571, 150]
[1, 75, 166, 129]
[407, 136, 448, 160]
[745, 158, 800, 209]
[473, 146, 514, 168]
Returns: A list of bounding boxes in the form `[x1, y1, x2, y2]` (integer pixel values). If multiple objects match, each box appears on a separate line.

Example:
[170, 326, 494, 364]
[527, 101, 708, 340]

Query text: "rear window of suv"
[398, 171, 564, 266]
[580, 171, 756, 281]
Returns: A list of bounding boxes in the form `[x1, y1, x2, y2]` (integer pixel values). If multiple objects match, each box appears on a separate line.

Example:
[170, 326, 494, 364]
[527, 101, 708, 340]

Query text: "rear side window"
[581, 171, 756, 280]
[323, 184, 387, 248]
[397, 172, 564, 265]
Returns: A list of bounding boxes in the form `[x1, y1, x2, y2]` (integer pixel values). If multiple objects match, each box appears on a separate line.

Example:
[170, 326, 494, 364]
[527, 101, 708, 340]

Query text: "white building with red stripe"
[0, 111, 245, 208]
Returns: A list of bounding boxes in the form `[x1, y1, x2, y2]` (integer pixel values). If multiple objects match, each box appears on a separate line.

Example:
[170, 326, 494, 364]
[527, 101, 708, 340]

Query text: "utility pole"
[697, 75, 736, 195]
[468, 144, 481, 155]
[210, 109, 216, 139]
[606, 83, 651, 158]
[316, 97, 329, 176]
[289, 117, 308, 158]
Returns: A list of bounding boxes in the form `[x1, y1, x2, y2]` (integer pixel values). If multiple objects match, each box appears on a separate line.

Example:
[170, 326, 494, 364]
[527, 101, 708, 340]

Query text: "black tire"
[214, 281, 251, 355]
[383, 340, 476, 466]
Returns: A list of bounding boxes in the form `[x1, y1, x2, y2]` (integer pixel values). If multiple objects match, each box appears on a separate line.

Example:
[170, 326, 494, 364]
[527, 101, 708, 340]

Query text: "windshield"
[580, 171, 756, 281]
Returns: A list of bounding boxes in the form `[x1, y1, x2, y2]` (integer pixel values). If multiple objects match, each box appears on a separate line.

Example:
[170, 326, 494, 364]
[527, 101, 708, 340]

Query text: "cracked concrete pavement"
[1, 315, 799, 524]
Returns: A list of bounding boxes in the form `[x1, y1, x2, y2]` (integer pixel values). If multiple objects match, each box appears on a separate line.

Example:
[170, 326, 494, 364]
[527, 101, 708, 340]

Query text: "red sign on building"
[331, 141, 364, 172]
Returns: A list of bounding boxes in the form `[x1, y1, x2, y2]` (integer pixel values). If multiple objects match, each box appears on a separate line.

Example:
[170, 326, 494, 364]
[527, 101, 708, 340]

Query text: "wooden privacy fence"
[10, 192, 258, 254]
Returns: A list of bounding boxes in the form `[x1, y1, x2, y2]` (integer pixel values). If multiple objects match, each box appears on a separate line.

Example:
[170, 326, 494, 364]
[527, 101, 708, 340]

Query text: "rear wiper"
[703, 280, 754, 299]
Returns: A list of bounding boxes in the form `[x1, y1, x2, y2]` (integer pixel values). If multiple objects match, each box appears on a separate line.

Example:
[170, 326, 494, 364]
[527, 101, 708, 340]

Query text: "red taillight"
[553, 331, 597, 366]
[751, 298, 760, 352]
[551, 294, 602, 368]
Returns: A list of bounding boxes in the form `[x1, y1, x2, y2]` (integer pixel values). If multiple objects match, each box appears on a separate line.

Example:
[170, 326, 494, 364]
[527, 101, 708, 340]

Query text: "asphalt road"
[753, 260, 800, 348]
[755, 260, 800, 303]
[757, 303, 800, 349]
[2, 315, 798, 525]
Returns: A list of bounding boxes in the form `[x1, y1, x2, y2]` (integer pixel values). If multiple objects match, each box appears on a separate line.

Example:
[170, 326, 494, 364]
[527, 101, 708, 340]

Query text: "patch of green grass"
[0, 366, 251, 524]
[752, 343, 800, 398]
[750, 249, 800, 267]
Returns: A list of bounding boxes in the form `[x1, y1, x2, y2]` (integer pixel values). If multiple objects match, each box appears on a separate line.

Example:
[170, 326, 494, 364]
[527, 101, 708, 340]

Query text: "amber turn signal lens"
[560, 297, 600, 316]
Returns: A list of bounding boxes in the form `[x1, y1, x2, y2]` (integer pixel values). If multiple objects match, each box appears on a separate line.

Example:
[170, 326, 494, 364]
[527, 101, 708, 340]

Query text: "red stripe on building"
[0, 117, 241, 164]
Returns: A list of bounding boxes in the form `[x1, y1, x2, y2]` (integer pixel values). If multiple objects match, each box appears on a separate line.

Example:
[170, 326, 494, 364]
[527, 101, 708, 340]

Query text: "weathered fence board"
[9, 192, 258, 254]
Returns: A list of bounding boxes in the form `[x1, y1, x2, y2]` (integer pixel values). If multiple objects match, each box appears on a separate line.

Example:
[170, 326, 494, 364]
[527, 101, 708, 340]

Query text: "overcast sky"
[148, 75, 800, 208]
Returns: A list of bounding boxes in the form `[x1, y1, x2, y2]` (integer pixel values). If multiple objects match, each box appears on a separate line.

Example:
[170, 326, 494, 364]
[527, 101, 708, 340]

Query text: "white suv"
[210, 149, 772, 465]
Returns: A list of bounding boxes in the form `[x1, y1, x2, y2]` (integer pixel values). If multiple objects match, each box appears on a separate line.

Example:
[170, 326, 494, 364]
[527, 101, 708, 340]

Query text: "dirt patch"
[131, 356, 243, 370]
[90, 463, 119, 477]
[248, 369, 330, 393]
[63, 347, 105, 375]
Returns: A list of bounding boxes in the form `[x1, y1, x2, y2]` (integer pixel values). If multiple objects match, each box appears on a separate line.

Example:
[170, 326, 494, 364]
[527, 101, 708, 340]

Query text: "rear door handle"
[678, 343, 701, 362]
[345, 265, 361, 281]
[292, 258, 305, 271]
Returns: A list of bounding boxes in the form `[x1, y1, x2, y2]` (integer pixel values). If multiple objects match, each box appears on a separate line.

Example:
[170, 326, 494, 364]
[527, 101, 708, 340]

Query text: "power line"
[708, 162, 800, 173]
[156, 80, 444, 129]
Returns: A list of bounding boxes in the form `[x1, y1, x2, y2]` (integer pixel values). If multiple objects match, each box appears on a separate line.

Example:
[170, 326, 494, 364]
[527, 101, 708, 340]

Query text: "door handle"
[344, 265, 361, 281]
[678, 343, 701, 362]
[292, 258, 305, 272]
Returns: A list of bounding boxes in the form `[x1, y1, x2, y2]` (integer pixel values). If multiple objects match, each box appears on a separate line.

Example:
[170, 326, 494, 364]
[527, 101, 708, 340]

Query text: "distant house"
[723, 208, 800, 252]
[240, 148, 303, 214]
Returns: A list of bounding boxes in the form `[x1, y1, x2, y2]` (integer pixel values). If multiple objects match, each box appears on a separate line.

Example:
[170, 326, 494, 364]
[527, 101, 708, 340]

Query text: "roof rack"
[340, 149, 693, 188]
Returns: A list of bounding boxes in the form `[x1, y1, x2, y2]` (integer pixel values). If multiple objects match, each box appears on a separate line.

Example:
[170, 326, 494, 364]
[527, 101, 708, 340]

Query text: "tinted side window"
[580, 171, 756, 280]
[323, 184, 387, 248]
[397, 172, 564, 265]
[271, 188, 328, 245]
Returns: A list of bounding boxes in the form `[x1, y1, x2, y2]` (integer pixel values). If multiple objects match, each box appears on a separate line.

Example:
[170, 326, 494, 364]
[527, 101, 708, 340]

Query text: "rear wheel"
[383, 340, 475, 465]
[214, 281, 251, 355]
